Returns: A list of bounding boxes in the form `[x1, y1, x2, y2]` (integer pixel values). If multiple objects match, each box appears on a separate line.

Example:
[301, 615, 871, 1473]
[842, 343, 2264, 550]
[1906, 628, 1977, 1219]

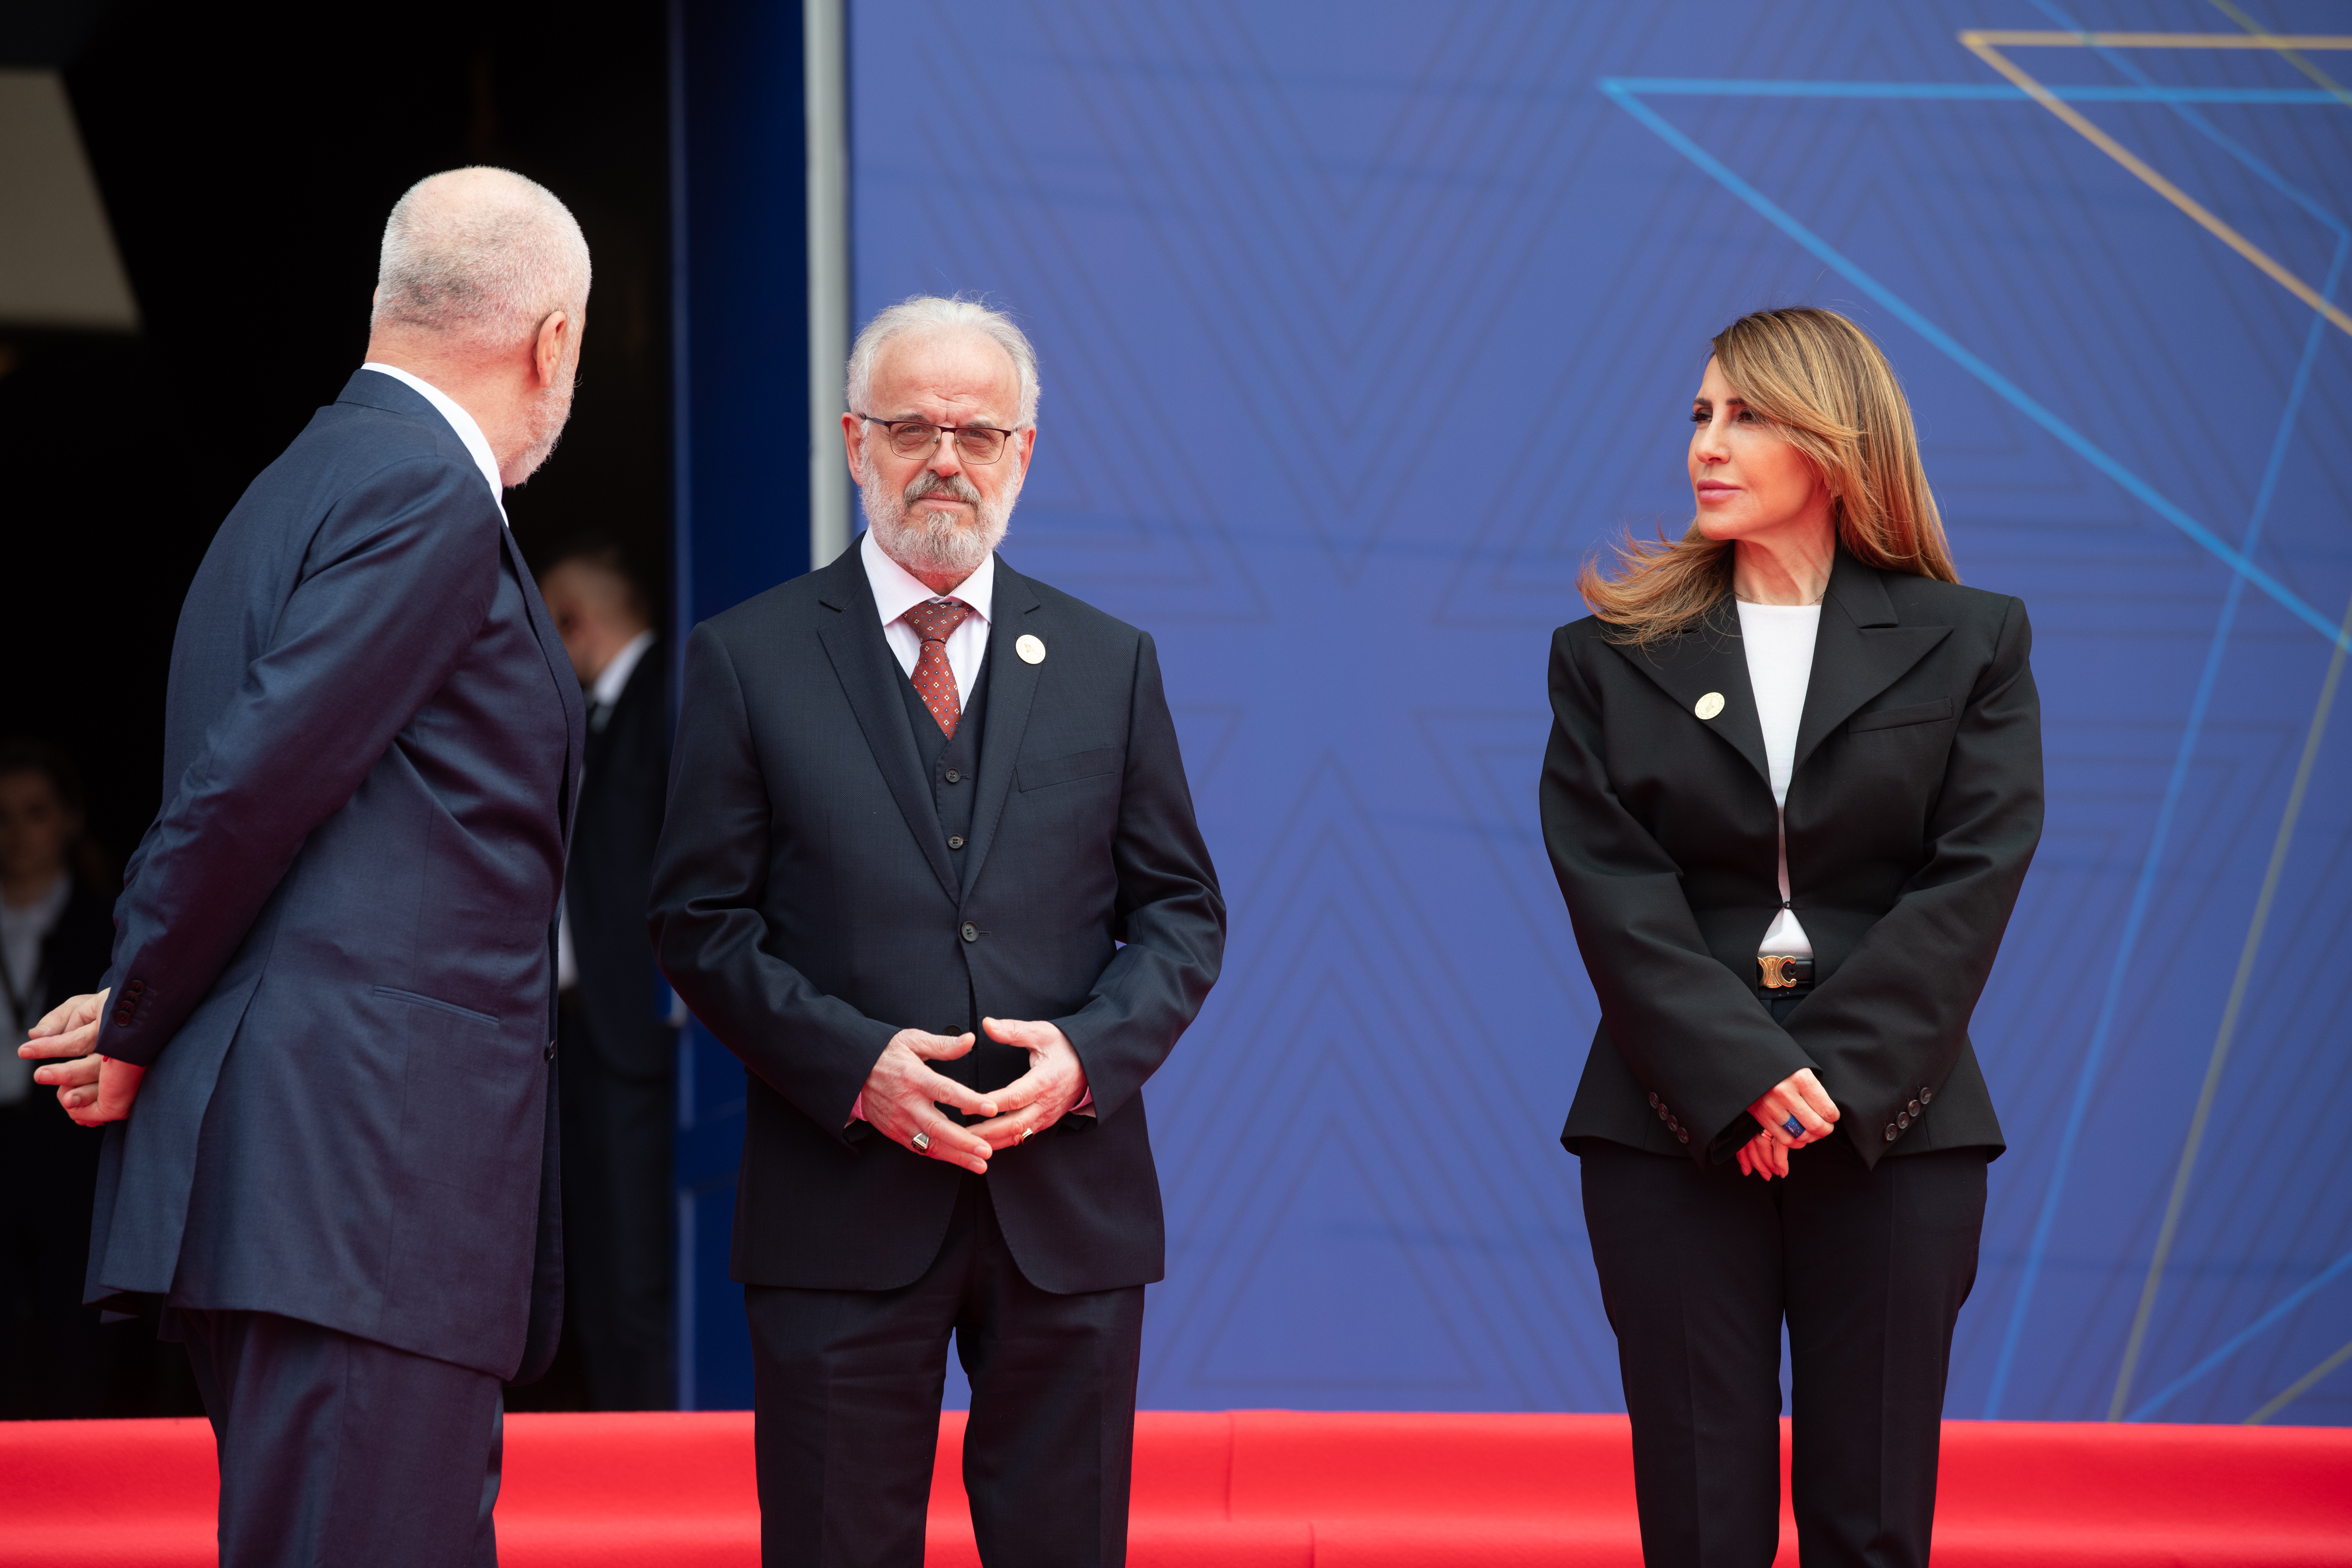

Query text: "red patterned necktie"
[902, 598, 975, 737]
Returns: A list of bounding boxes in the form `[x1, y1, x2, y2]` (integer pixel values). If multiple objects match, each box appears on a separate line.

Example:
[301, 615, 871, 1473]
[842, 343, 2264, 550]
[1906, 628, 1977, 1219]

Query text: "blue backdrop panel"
[837, 0, 2352, 1424]
[670, 0, 810, 1411]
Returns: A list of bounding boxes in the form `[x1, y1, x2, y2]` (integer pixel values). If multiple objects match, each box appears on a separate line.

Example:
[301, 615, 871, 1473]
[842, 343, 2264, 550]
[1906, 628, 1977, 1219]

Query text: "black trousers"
[1581, 1126, 1987, 1568]
[745, 1176, 1145, 1568]
[556, 1002, 675, 1409]
[176, 1309, 504, 1568]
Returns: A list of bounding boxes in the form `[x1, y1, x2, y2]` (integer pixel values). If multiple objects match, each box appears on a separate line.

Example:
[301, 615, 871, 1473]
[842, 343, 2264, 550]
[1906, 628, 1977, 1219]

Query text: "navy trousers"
[745, 1176, 1146, 1568]
[176, 1309, 505, 1568]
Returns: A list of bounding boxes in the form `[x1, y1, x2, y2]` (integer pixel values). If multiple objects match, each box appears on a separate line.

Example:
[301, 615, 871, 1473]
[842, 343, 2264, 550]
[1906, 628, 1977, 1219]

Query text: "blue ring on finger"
[1781, 1115, 1804, 1138]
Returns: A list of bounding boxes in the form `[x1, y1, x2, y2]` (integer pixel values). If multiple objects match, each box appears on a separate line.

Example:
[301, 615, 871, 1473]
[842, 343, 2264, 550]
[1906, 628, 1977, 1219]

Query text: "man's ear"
[533, 310, 573, 388]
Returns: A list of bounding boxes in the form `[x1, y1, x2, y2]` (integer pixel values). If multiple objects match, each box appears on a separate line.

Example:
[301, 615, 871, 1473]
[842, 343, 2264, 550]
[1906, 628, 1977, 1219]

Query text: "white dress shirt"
[358, 362, 506, 522]
[862, 529, 993, 702]
[592, 628, 657, 714]
[1737, 600, 1821, 958]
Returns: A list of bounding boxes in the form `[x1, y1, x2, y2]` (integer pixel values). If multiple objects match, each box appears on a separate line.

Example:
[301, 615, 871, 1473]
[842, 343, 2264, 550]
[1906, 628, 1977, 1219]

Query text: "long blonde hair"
[1579, 307, 1958, 645]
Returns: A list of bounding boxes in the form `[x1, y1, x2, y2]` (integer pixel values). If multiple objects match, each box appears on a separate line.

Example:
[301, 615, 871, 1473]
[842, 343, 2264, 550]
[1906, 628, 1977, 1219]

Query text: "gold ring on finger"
[912, 1131, 931, 1153]
[1017, 1127, 1035, 1146]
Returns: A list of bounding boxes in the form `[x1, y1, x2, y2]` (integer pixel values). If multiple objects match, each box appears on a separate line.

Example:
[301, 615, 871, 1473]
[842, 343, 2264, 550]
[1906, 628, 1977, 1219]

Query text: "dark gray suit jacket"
[87, 369, 584, 1381]
[1541, 551, 2043, 1171]
[650, 542, 1225, 1296]
[567, 638, 673, 1082]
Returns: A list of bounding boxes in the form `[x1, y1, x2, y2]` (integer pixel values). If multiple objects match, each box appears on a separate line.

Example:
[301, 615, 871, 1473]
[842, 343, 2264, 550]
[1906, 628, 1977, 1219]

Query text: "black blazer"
[86, 370, 582, 1381]
[568, 638, 674, 1081]
[649, 542, 1225, 1295]
[1541, 551, 2043, 1172]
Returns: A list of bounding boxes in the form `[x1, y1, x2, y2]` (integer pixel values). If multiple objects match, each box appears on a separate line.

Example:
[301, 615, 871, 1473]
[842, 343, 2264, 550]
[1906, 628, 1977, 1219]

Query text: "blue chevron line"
[1597, 79, 2352, 656]
[1605, 68, 2352, 1419]
[1988, 231, 2344, 1418]
[2127, 1246, 2352, 1421]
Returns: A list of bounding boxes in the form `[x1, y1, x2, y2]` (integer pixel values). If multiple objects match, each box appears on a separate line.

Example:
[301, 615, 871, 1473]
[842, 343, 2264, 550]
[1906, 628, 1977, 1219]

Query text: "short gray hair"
[846, 294, 1040, 427]
[371, 167, 592, 347]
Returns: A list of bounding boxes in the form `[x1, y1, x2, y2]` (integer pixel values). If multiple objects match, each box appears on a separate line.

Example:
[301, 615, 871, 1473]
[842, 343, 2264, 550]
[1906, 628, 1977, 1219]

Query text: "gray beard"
[506, 375, 576, 487]
[862, 466, 1014, 582]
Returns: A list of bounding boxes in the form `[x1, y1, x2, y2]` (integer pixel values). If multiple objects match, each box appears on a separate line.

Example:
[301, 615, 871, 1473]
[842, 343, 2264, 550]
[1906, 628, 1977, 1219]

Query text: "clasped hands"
[16, 990, 147, 1127]
[1733, 1067, 1838, 1180]
[859, 1017, 1088, 1175]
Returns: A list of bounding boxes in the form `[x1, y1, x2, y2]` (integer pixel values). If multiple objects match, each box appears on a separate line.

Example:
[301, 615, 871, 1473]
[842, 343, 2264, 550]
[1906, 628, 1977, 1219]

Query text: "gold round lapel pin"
[1016, 634, 1046, 665]
[1694, 691, 1725, 720]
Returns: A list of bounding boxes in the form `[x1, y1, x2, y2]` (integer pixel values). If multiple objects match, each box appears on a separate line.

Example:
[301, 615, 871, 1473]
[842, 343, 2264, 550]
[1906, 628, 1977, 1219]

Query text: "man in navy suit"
[651, 297, 1225, 1567]
[21, 167, 590, 1567]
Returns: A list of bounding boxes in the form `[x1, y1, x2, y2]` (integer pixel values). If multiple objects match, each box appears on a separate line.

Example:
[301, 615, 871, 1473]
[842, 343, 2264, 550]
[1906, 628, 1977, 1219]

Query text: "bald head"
[372, 167, 591, 352]
[365, 168, 592, 487]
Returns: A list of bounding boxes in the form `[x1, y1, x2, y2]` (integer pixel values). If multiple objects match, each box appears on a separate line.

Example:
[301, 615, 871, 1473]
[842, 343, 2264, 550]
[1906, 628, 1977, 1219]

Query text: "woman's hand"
[1736, 1067, 1838, 1179]
[1736, 1129, 1788, 1179]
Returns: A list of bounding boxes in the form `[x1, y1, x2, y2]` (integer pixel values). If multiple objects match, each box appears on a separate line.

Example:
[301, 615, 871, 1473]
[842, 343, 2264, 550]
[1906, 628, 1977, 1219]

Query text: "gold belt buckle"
[1758, 954, 1800, 990]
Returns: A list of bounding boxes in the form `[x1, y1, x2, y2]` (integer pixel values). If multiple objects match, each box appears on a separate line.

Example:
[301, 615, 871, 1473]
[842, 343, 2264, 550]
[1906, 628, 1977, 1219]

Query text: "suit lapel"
[814, 550, 961, 902]
[1607, 608, 1771, 790]
[959, 557, 1043, 900]
[1791, 553, 1952, 777]
[504, 526, 589, 851]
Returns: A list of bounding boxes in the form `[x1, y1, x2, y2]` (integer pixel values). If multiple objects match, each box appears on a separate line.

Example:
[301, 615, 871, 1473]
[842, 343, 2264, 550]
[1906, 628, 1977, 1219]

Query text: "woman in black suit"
[1541, 308, 2043, 1567]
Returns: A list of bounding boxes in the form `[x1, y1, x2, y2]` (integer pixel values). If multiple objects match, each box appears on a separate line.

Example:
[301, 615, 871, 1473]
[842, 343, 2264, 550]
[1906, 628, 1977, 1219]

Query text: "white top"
[0, 872, 72, 1103]
[861, 529, 995, 705]
[1737, 600, 1821, 958]
[358, 362, 507, 522]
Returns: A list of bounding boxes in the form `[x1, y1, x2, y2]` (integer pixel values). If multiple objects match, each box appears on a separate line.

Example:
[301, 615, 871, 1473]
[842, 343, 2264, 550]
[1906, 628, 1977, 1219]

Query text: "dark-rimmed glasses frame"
[854, 413, 1019, 465]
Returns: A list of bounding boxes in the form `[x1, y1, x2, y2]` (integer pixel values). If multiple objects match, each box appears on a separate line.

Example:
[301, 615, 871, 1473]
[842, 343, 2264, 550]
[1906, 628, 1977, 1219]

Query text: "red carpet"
[5, 1409, 2348, 1566]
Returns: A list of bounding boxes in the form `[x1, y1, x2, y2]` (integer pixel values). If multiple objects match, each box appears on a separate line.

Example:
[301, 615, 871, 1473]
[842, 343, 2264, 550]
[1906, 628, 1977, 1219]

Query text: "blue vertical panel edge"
[669, 0, 811, 1411]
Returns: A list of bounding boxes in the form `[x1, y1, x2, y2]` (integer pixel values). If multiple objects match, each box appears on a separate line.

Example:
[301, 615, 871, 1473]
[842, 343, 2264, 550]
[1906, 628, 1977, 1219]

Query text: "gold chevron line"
[1959, 30, 2352, 340]
[1966, 30, 2352, 49]
[2209, 0, 2352, 110]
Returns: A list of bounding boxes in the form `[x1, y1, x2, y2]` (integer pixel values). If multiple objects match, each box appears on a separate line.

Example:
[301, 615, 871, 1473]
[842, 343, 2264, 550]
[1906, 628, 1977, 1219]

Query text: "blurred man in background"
[0, 738, 116, 1418]
[538, 538, 675, 1409]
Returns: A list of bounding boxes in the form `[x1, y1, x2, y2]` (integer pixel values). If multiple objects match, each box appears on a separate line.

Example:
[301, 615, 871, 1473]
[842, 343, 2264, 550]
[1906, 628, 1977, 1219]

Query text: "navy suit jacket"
[650, 542, 1224, 1296]
[86, 369, 584, 1381]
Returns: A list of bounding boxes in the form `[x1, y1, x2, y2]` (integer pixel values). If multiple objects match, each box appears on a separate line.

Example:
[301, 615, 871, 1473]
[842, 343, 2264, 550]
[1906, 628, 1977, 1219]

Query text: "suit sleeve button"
[1920, 1087, 1933, 1103]
[1885, 1124, 1899, 1141]
[960, 922, 979, 943]
[1677, 1129, 1689, 1144]
[1647, 1092, 1659, 1108]
[1907, 1099, 1921, 1116]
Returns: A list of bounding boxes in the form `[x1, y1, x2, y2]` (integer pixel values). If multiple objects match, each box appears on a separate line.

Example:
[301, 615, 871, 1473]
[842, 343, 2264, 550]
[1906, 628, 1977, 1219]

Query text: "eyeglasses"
[854, 413, 1019, 465]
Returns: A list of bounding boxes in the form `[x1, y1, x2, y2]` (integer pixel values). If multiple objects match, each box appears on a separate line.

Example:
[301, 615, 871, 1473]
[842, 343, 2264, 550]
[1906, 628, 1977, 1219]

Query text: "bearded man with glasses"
[651, 295, 1225, 1568]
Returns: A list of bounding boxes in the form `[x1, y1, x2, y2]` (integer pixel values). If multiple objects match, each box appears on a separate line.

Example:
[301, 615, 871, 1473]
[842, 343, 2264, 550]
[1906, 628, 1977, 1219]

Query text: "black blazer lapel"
[960, 556, 1044, 900]
[813, 548, 961, 902]
[1791, 553, 1953, 777]
[1607, 609, 1771, 790]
